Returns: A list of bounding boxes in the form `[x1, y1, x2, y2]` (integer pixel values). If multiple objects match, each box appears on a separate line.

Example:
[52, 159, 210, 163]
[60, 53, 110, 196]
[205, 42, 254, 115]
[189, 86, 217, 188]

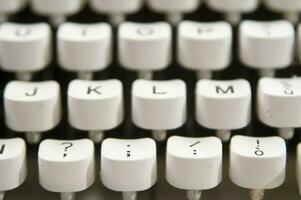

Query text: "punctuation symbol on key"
[25, 87, 38, 97]
[137, 27, 154, 36]
[15, 28, 31, 37]
[61, 142, 73, 157]
[255, 140, 264, 157]
[81, 29, 88, 37]
[126, 145, 131, 158]
[189, 141, 200, 155]
[0, 144, 5, 154]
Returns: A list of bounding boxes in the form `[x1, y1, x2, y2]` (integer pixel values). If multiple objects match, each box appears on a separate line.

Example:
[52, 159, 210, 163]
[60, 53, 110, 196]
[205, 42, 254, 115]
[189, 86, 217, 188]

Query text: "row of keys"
[3, 77, 301, 144]
[0, 20, 297, 80]
[0, 136, 292, 200]
[2, 0, 301, 25]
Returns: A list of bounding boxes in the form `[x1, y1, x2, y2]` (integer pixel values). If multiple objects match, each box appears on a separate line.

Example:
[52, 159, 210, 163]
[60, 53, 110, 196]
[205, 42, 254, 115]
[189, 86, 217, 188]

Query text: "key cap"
[4, 81, 62, 144]
[296, 143, 301, 196]
[0, 138, 27, 200]
[264, 0, 301, 24]
[132, 79, 186, 141]
[166, 136, 222, 200]
[30, 0, 84, 26]
[178, 21, 232, 79]
[0, 0, 27, 22]
[207, 0, 259, 25]
[257, 77, 301, 140]
[58, 22, 112, 80]
[147, 0, 201, 25]
[230, 136, 286, 200]
[101, 138, 157, 200]
[89, 0, 142, 26]
[239, 20, 294, 77]
[119, 22, 172, 80]
[0, 22, 52, 81]
[196, 79, 251, 141]
[68, 79, 124, 143]
[39, 139, 95, 200]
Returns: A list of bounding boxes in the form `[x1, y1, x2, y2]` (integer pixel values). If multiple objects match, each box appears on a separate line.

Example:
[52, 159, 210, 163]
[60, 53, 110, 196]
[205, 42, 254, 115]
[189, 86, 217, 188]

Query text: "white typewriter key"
[147, 0, 201, 25]
[89, 0, 142, 26]
[196, 79, 251, 142]
[30, 0, 84, 26]
[68, 79, 124, 143]
[58, 22, 112, 80]
[0, 0, 27, 22]
[264, 0, 301, 24]
[296, 143, 301, 196]
[0, 138, 27, 200]
[132, 80, 186, 141]
[0, 23, 52, 81]
[166, 136, 222, 200]
[119, 22, 172, 80]
[257, 77, 301, 140]
[39, 139, 95, 200]
[4, 81, 62, 144]
[101, 138, 157, 200]
[230, 136, 286, 200]
[207, 0, 259, 25]
[178, 21, 232, 79]
[239, 20, 294, 77]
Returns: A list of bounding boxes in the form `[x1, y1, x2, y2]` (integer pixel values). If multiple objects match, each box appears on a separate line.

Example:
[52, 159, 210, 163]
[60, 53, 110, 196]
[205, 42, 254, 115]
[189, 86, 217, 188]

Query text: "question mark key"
[38, 139, 95, 198]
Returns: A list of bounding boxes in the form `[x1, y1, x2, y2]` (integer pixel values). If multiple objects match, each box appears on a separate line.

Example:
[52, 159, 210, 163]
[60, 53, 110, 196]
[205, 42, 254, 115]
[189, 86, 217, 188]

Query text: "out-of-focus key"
[0, 138, 27, 200]
[119, 22, 172, 80]
[257, 77, 301, 140]
[0, 0, 27, 22]
[265, 0, 301, 24]
[166, 136, 222, 200]
[132, 79, 187, 141]
[30, 0, 85, 26]
[39, 139, 95, 200]
[207, 0, 259, 25]
[89, 0, 143, 26]
[239, 20, 294, 77]
[58, 22, 112, 80]
[178, 21, 232, 79]
[101, 138, 157, 200]
[147, 0, 201, 25]
[0, 23, 52, 81]
[4, 81, 62, 144]
[230, 136, 286, 200]
[196, 79, 251, 141]
[68, 79, 124, 143]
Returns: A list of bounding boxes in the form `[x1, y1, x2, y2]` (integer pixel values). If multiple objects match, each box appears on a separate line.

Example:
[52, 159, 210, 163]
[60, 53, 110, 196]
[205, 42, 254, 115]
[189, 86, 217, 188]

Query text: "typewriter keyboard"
[0, 1, 301, 200]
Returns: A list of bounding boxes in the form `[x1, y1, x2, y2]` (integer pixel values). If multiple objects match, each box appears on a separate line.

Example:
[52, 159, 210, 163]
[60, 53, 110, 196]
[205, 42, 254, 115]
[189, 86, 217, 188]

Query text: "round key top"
[89, 0, 142, 26]
[178, 21, 232, 79]
[0, 138, 27, 200]
[58, 22, 112, 80]
[257, 77, 301, 140]
[0, 0, 27, 22]
[196, 79, 251, 141]
[230, 136, 286, 200]
[68, 79, 124, 143]
[101, 138, 157, 200]
[132, 79, 187, 141]
[39, 139, 95, 200]
[166, 136, 222, 200]
[4, 81, 62, 144]
[264, 0, 301, 23]
[147, 0, 201, 25]
[239, 20, 295, 77]
[118, 22, 172, 80]
[0, 22, 52, 81]
[207, 0, 259, 25]
[30, 0, 84, 26]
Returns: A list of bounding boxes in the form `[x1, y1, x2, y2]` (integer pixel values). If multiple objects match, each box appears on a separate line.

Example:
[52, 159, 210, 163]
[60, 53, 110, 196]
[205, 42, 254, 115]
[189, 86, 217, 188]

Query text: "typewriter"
[0, 0, 300, 200]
